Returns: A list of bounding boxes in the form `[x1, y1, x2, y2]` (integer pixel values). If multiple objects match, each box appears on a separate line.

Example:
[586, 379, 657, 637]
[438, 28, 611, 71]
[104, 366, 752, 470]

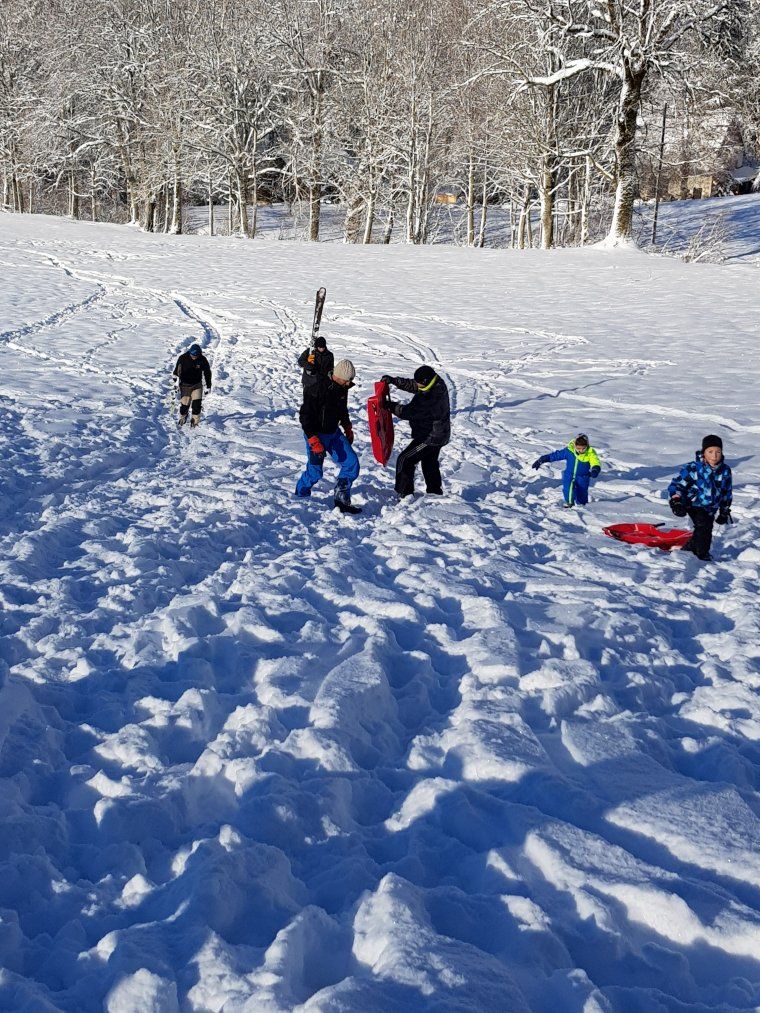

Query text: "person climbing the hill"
[381, 365, 451, 498]
[297, 336, 334, 388]
[173, 343, 212, 428]
[296, 359, 361, 514]
[532, 434, 601, 507]
[667, 434, 732, 561]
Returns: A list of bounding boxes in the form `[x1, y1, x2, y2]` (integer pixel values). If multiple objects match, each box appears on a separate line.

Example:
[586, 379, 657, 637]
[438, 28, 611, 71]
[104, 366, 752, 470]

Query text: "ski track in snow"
[1, 211, 759, 1012]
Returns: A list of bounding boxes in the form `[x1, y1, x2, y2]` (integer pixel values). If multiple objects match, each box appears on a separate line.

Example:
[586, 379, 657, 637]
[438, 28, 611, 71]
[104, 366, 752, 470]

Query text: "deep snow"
[0, 202, 759, 1012]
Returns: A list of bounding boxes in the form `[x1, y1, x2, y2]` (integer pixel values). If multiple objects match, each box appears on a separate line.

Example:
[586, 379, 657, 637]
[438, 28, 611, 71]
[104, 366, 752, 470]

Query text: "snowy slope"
[1, 207, 759, 1012]
[635, 192, 760, 264]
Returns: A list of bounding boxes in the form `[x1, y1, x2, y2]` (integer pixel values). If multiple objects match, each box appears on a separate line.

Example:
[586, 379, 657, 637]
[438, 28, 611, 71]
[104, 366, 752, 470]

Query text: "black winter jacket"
[298, 347, 334, 387]
[174, 352, 212, 387]
[300, 376, 352, 437]
[390, 374, 451, 446]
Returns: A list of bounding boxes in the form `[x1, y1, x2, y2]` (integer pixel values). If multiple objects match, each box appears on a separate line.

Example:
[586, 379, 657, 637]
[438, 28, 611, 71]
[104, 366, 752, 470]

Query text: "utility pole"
[651, 104, 668, 246]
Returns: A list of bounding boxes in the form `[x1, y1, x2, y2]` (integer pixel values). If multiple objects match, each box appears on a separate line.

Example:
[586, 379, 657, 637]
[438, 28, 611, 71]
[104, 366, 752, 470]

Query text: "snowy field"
[1, 204, 759, 1012]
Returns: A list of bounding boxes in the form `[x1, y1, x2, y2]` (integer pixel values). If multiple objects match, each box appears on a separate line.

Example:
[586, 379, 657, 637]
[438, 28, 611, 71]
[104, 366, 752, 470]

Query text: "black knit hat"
[314, 336, 327, 350]
[414, 365, 436, 386]
[702, 434, 723, 452]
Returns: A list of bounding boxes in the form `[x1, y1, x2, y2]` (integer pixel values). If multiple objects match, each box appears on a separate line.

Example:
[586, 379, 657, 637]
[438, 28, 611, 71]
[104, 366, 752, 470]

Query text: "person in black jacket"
[381, 365, 451, 498]
[296, 359, 361, 514]
[173, 343, 212, 427]
[297, 336, 334, 388]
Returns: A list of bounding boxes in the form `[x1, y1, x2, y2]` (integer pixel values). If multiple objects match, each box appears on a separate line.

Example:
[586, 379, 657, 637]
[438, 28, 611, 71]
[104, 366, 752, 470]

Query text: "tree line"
[2, 0, 758, 248]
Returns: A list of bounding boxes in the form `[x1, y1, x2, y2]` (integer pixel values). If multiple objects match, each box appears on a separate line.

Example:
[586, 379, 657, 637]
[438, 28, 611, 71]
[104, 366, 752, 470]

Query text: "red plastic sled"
[367, 379, 395, 466]
[603, 523, 692, 551]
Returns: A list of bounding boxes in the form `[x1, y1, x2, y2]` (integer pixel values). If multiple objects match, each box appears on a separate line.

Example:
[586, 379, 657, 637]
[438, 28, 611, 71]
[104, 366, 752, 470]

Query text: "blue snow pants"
[295, 430, 359, 497]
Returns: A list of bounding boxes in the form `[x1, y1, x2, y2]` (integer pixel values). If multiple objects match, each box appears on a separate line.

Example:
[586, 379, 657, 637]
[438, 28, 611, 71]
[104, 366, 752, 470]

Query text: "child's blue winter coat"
[538, 442, 601, 506]
[667, 454, 732, 514]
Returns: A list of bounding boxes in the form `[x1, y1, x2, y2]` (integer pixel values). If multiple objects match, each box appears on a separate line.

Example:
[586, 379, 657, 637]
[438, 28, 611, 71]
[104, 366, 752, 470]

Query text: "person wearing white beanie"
[295, 358, 362, 514]
[331, 359, 356, 383]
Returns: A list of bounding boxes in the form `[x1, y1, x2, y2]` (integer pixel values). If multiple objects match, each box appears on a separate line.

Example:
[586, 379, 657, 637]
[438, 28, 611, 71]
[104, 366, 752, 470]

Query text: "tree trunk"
[383, 208, 395, 244]
[251, 146, 258, 239]
[417, 99, 434, 244]
[581, 156, 591, 246]
[539, 157, 554, 249]
[143, 195, 156, 233]
[228, 169, 234, 234]
[90, 165, 97, 222]
[343, 195, 362, 243]
[362, 189, 376, 244]
[608, 62, 646, 243]
[518, 187, 531, 249]
[208, 168, 214, 236]
[406, 88, 418, 243]
[477, 175, 488, 248]
[466, 151, 475, 246]
[170, 148, 182, 234]
[250, 172, 258, 240]
[68, 170, 79, 219]
[309, 78, 323, 242]
[236, 167, 249, 237]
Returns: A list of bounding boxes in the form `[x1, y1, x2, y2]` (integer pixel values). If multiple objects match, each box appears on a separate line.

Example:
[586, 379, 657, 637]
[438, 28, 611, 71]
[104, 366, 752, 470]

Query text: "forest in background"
[2, 0, 759, 248]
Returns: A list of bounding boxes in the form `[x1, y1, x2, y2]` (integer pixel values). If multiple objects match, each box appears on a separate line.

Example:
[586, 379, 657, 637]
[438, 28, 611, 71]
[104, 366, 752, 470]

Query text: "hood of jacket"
[566, 440, 597, 463]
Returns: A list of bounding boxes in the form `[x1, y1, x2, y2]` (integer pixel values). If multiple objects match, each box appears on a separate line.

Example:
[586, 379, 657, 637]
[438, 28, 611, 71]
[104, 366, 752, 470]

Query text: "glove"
[380, 375, 394, 386]
[343, 424, 354, 444]
[532, 456, 547, 470]
[307, 354, 315, 365]
[308, 435, 325, 455]
[590, 466, 600, 479]
[388, 401, 402, 417]
[669, 496, 687, 518]
[716, 509, 732, 525]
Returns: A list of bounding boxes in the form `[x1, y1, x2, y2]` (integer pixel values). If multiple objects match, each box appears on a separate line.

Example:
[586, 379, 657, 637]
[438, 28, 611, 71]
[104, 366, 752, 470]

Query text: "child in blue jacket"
[532, 434, 601, 507]
[667, 434, 732, 560]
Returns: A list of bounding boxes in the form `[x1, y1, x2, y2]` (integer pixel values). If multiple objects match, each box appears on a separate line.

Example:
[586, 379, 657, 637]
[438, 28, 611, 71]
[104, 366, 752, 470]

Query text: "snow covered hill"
[1, 207, 759, 1012]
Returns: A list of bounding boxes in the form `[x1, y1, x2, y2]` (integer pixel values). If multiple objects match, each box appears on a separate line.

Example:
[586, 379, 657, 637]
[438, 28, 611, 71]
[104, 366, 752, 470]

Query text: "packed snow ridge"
[1, 202, 759, 1012]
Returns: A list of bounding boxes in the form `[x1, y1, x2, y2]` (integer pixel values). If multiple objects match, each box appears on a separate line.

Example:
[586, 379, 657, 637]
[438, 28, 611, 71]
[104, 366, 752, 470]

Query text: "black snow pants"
[395, 440, 443, 497]
[683, 506, 715, 560]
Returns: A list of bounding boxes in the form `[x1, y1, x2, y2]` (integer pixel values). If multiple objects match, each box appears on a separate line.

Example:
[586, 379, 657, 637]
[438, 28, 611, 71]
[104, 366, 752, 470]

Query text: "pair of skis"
[311, 286, 326, 351]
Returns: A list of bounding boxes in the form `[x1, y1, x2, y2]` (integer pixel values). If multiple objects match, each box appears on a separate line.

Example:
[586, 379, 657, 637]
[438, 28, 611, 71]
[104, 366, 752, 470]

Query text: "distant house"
[664, 114, 757, 199]
[644, 108, 759, 201]
[434, 188, 460, 205]
[668, 173, 716, 200]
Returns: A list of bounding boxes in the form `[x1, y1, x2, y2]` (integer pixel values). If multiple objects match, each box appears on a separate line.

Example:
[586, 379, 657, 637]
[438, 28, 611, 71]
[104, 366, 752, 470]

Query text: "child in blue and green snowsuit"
[532, 434, 601, 507]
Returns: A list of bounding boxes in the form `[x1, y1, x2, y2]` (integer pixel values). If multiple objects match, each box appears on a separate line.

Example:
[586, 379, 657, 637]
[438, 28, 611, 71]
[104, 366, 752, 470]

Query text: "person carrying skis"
[381, 365, 451, 498]
[296, 359, 361, 514]
[532, 434, 601, 507]
[667, 434, 732, 561]
[297, 336, 334, 388]
[173, 343, 212, 427]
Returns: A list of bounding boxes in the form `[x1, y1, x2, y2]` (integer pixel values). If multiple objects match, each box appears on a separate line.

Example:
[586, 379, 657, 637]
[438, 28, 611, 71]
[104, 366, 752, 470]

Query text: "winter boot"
[334, 479, 362, 515]
[178, 415, 187, 427]
[190, 415, 200, 428]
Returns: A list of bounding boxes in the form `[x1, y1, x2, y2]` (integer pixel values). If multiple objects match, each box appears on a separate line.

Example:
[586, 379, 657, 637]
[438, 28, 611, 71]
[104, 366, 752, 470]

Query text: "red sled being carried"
[367, 379, 395, 466]
[603, 523, 691, 551]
